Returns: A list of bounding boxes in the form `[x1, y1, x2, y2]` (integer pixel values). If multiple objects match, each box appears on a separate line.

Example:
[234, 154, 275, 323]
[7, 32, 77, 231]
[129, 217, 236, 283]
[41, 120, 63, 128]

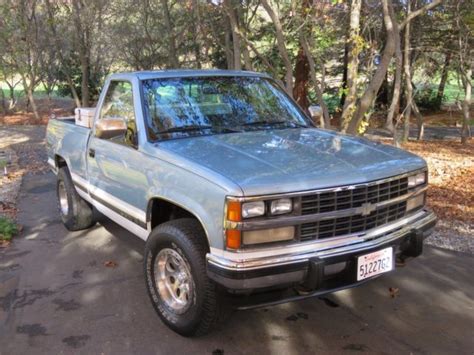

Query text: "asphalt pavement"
[1, 172, 473, 354]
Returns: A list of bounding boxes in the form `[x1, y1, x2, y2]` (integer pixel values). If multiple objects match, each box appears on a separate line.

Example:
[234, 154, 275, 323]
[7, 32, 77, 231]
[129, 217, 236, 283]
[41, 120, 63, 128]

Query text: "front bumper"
[207, 209, 436, 292]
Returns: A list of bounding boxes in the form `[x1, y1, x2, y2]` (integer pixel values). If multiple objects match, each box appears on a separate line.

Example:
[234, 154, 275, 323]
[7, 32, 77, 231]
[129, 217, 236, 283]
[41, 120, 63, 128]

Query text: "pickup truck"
[46, 70, 437, 336]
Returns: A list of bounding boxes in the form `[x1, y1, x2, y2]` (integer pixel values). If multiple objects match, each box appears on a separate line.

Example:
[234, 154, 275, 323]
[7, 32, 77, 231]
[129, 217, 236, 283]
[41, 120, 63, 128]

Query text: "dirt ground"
[0, 97, 75, 125]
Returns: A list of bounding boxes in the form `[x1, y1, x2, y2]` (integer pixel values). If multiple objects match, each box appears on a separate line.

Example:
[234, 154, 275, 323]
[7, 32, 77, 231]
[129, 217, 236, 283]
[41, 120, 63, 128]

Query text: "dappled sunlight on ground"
[0, 97, 74, 125]
[402, 141, 474, 223]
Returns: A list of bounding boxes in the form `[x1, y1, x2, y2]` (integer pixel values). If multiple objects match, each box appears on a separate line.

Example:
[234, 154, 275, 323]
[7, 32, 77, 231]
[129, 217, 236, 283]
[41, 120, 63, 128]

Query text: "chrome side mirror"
[308, 105, 322, 119]
[95, 118, 127, 139]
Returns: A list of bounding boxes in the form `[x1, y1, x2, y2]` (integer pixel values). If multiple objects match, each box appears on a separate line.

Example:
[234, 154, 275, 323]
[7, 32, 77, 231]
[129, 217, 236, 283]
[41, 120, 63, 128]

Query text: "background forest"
[0, 0, 472, 143]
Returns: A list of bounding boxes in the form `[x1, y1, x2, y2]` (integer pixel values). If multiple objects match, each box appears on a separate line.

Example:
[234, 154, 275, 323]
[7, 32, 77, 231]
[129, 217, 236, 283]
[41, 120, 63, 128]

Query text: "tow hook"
[300, 257, 325, 291]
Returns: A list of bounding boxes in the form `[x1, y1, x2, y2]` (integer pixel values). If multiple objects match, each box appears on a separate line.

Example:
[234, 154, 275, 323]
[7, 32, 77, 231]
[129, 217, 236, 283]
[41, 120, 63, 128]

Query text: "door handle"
[88, 148, 95, 158]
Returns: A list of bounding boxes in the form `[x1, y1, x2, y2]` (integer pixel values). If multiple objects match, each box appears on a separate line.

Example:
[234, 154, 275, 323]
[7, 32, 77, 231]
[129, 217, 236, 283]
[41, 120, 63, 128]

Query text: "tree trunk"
[192, 0, 201, 68]
[340, 43, 349, 108]
[7, 84, 16, 110]
[224, 0, 241, 70]
[345, 0, 397, 134]
[340, 0, 362, 130]
[402, 2, 413, 142]
[0, 88, 6, 115]
[21, 76, 40, 120]
[160, 0, 179, 68]
[436, 52, 451, 104]
[72, 0, 90, 107]
[80, 57, 90, 107]
[293, 47, 310, 111]
[413, 101, 424, 140]
[237, 5, 253, 71]
[224, 27, 233, 69]
[460, 65, 472, 144]
[386, 32, 402, 133]
[260, 0, 293, 96]
[67, 76, 82, 108]
[301, 35, 331, 128]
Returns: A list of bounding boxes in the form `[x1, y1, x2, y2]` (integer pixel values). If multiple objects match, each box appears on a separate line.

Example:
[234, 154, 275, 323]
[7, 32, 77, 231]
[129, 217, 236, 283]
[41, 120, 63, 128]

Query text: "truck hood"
[157, 128, 426, 196]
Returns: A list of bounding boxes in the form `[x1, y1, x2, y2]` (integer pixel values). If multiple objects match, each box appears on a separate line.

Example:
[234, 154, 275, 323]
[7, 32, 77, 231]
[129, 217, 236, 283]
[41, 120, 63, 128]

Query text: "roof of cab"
[108, 69, 271, 81]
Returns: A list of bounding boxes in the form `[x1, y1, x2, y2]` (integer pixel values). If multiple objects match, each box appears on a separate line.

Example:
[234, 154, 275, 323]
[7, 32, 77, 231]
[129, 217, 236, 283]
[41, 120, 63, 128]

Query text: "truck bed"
[46, 117, 91, 179]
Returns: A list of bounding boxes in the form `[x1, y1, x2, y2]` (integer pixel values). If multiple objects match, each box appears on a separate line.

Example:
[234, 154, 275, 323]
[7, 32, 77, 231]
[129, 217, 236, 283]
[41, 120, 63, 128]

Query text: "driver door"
[87, 80, 148, 233]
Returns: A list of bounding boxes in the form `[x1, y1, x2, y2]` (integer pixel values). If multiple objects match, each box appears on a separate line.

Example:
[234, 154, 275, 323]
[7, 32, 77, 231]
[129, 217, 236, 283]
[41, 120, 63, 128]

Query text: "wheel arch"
[146, 197, 211, 249]
[55, 154, 68, 169]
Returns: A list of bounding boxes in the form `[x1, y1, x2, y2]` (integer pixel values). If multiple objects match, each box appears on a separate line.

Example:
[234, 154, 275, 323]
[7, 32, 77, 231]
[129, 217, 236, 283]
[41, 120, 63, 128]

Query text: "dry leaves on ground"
[400, 141, 474, 227]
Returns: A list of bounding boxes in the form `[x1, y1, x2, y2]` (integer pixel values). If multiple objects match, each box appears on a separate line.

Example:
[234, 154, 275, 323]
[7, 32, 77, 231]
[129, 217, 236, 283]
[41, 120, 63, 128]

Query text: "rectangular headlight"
[270, 198, 293, 215]
[243, 226, 295, 245]
[408, 172, 426, 187]
[242, 201, 265, 218]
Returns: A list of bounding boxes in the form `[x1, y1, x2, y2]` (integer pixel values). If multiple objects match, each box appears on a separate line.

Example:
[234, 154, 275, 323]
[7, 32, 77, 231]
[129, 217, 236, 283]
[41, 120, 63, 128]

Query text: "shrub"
[414, 86, 443, 111]
[0, 216, 18, 241]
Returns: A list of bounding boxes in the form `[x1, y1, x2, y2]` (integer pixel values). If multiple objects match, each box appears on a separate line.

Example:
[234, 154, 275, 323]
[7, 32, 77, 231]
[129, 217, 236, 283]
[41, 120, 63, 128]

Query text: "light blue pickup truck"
[46, 70, 436, 336]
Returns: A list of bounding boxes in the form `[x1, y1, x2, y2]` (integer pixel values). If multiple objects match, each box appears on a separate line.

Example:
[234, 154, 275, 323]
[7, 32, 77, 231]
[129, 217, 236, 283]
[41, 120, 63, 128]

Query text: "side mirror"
[308, 105, 322, 119]
[95, 118, 127, 139]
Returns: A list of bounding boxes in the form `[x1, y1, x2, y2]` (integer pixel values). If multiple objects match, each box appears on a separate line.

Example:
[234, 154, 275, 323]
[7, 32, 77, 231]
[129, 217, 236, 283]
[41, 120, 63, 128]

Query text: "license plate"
[357, 247, 393, 281]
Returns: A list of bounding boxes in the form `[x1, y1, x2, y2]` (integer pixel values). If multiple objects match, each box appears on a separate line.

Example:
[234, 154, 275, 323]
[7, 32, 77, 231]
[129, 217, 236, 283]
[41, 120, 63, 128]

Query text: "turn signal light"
[226, 229, 241, 249]
[227, 201, 242, 222]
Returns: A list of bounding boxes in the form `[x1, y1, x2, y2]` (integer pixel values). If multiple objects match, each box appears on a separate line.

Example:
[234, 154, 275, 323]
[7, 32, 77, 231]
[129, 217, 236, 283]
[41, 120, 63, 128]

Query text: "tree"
[340, 0, 362, 131]
[260, 0, 293, 96]
[454, 0, 473, 144]
[0, 0, 46, 120]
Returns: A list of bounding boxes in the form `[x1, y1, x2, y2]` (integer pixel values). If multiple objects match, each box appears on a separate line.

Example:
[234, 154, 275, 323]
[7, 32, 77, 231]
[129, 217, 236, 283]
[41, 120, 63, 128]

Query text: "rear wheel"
[144, 218, 221, 336]
[57, 166, 95, 231]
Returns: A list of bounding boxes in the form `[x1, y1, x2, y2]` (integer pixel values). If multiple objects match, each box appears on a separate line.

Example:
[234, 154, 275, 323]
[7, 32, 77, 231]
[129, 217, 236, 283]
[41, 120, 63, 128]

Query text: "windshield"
[142, 76, 311, 141]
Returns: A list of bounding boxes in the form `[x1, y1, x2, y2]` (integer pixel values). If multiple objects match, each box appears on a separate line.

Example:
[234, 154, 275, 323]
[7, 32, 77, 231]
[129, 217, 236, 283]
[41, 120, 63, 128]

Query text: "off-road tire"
[144, 218, 221, 336]
[57, 166, 95, 231]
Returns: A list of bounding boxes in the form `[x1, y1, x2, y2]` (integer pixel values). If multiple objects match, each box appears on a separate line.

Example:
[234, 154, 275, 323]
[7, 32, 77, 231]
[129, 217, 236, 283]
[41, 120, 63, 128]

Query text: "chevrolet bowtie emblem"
[359, 202, 377, 216]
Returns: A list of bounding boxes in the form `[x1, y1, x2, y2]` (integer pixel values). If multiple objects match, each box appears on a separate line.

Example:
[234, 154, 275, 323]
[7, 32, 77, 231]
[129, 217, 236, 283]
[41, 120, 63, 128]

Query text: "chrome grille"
[301, 177, 409, 215]
[300, 201, 408, 241]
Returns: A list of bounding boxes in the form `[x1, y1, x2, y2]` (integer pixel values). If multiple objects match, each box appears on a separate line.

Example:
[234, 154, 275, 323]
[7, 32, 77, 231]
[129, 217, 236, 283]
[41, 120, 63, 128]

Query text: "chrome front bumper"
[207, 209, 437, 290]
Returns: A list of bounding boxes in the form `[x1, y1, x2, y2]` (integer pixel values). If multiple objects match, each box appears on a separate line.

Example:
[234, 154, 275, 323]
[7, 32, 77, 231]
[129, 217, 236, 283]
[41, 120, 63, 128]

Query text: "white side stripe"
[70, 172, 147, 224]
[93, 198, 149, 240]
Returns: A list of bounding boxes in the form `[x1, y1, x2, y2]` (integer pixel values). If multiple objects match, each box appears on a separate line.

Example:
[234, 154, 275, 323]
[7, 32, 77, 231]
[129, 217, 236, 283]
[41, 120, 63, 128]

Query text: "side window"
[98, 81, 138, 148]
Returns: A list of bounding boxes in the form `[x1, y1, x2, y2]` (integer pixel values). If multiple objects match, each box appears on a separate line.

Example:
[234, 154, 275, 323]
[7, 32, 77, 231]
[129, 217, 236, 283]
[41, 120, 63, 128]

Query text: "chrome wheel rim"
[155, 248, 194, 314]
[58, 181, 69, 216]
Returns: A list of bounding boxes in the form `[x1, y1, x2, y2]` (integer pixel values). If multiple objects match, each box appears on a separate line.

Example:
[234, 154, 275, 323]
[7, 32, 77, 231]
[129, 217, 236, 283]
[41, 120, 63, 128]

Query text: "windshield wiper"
[159, 125, 213, 134]
[159, 125, 242, 134]
[242, 120, 307, 128]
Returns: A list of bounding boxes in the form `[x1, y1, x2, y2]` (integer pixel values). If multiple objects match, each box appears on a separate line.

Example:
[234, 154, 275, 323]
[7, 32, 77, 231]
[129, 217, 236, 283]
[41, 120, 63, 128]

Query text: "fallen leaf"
[389, 287, 400, 298]
[104, 260, 118, 268]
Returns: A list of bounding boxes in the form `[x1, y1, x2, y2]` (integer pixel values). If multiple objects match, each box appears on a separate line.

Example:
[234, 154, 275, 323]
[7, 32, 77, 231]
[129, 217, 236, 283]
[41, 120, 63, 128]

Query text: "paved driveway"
[1, 172, 473, 354]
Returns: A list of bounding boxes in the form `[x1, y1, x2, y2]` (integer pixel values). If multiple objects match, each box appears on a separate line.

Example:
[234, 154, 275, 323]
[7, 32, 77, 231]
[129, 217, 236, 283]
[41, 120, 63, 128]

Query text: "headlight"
[242, 201, 265, 218]
[408, 172, 426, 187]
[270, 198, 293, 215]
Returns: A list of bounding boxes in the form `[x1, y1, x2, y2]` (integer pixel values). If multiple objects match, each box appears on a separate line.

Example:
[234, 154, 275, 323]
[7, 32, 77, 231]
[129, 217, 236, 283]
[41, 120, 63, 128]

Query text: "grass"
[0, 216, 18, 241]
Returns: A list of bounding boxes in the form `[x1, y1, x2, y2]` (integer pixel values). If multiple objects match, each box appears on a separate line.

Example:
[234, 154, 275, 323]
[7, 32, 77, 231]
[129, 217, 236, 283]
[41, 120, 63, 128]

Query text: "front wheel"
[144, 218, 221, 336]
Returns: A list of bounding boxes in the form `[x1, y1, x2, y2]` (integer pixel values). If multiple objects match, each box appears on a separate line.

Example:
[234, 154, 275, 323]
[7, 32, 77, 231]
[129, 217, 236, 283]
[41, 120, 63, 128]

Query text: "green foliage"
[0, 216, 18, 241]
[414, 86, 443, 111]
[56, 56, 105, 102]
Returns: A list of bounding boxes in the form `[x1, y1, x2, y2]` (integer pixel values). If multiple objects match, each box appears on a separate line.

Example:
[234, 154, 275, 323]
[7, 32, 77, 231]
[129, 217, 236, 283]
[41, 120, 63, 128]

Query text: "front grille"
[301, 177, 409, 215]
[300, 201, 407, 241]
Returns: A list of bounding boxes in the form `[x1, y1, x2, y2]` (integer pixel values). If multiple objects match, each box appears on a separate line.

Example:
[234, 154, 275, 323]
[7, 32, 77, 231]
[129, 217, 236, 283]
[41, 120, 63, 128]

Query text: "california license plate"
[357, 247, 393, 281]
